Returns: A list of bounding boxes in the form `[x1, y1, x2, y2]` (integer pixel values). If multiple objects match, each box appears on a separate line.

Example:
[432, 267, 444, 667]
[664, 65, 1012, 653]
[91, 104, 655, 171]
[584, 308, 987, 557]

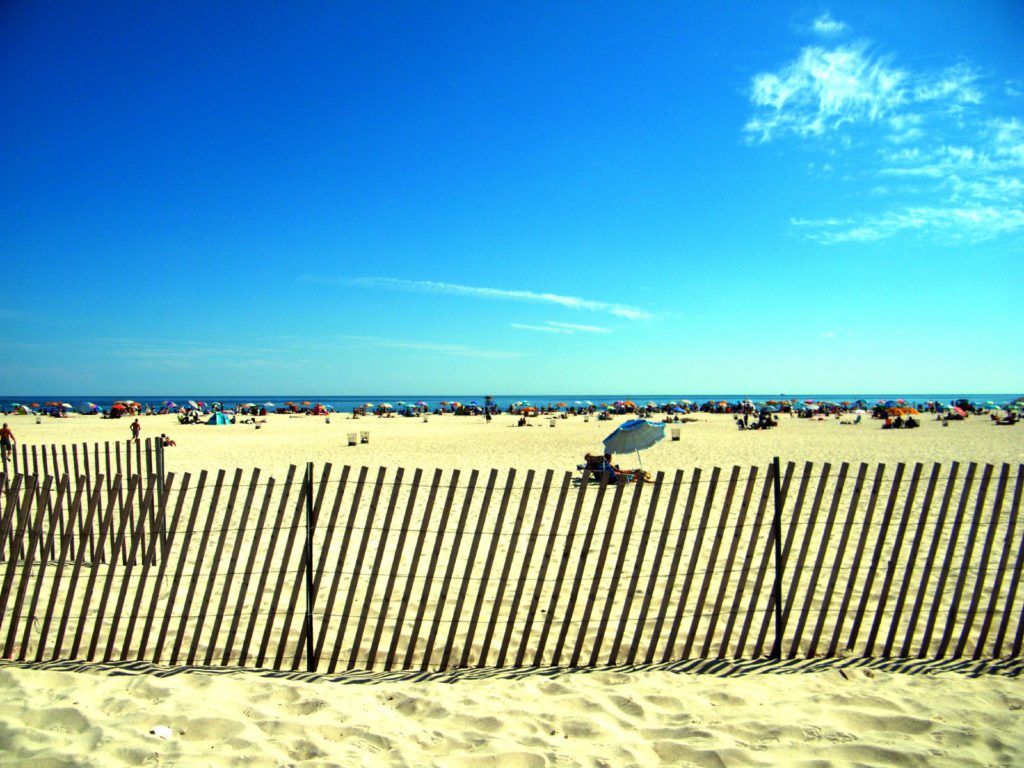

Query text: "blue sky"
[2, 2, 1021, 395]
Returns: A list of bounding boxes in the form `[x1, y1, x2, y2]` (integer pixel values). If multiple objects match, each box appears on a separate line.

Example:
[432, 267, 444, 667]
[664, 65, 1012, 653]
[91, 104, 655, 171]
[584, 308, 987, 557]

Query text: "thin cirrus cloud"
[511, 321, 612, 334]
[351, 277, 651, 320]
[745, 18, 1024, 244]
[810, 12, 849, 37]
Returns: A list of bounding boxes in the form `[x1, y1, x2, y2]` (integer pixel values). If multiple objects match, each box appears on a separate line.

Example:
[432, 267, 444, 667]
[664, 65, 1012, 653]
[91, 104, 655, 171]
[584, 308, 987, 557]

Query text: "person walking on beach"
[0, 423, 14, 460]
[130, 419, 141, 442]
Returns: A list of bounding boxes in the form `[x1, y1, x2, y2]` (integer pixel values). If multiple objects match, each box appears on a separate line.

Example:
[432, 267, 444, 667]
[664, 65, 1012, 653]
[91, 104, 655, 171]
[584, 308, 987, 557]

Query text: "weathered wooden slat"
[934, 463, 991, 657]
[622, 468, 679, 667]
[60, 445, 74, 561]
[864, 463, 923, 656]
[682, 466, 736, 659]
[480, 468, 535, 667]
[219, 474, 276, 665]
[295, 464, 349, 671]
[741, 460, 797, 658]
[918, 463, 977, 657]
[237, 466, 296, 667]
[552, 475, 615, 667]
[954, 464, 1009, 658]
[136, 472, 191, 660]
[719, 468, 774, 658]
[256, 466, 312, 670]
[787, 463, 846, 657]
[69, 477, 126, 658]
[53, 478, 106, 660]
[754, 461, 815, 657]
[22, 476, 72, 658]
[992, 465, 1024, 657]
[419, 469, 478, 671]
[5, 477, 57, 659]
[367, 467, 422, 670]
[459, 468, 517, 668]
[325, 466, 387, 672]
[314, 467, 369, 666]
[645, 469, 700, 665]
[35, 479, 86, 661]
[385, 468, 442, 671]
[87, 476, 141, 660]
[806, 463, 867, 657]
[533, 473, 595, 667]
[664, 466, 722, 661]
[274, 464, 332, 671]
[438, 469, 499, 671]
[103, 480, 157, 661]
[610, 471, 666, 665]
[122, 473, 177, 660]
[702, 466, 759, 658]
[188, 469, 245, 665]
[0, 476, 26, 574]
[845, 463, 906, 654]
[348, 467, 406, 670]
[152, 471, 209, 663]
[169, 470, 227, 665]
[883, 464, 941, 657]
[204, 469, 262, 666]
[570, 478, 629, 667]
[901, 462, 954, 655]
[80, 444, 96, 563]
[511, 471, 569, 668]
[971, 464, 1019, 659]
[593, 474, 650, 666]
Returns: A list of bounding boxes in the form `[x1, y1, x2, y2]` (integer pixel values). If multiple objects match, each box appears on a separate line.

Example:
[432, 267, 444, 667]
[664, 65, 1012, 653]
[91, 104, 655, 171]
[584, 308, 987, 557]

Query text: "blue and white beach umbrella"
[602, 419, 666, 468]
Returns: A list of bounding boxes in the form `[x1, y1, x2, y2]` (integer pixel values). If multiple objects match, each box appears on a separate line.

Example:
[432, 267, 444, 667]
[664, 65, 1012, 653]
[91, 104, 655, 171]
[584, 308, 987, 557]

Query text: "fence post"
[304, 462, 315, 672]
[156, 440, 165, 499]
[771, 456, 784, 659]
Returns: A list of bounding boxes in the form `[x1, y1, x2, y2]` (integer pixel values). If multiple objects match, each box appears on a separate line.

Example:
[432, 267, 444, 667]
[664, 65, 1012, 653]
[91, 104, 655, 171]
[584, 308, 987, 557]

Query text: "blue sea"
[2, 392, 1019, 412]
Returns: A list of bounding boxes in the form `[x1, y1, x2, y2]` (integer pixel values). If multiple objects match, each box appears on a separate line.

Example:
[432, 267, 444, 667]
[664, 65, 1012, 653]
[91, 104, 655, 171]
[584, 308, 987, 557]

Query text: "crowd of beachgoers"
[4, 395, 1021, 421]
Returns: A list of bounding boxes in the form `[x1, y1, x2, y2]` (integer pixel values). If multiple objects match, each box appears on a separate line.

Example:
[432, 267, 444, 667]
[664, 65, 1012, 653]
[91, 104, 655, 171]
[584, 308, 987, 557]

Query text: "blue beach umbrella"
[602, 419, 666, 468]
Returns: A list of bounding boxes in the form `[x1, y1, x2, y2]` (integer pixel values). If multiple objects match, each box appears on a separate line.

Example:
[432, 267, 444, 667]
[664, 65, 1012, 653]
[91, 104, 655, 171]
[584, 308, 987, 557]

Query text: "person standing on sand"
[1, 423, 14, 460]
[130, 419, 141, 442]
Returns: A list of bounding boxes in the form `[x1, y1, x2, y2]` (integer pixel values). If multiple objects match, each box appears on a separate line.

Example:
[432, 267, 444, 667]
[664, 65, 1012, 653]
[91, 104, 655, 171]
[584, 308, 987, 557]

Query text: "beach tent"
[207, 412, 231, 426]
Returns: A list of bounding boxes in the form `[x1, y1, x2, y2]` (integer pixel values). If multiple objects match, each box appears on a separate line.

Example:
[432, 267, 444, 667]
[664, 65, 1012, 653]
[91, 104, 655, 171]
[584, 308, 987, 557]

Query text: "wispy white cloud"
[811, 13, 849, 37]
[545, 321, 611, 333]
[351, 277, 651, 320]
[792, 205, 1024, 244]
[511, 323, 565, 334]
[511, 321, 612, 334]
[747, 29, 1024, 244]
[745, 43, 906, 142]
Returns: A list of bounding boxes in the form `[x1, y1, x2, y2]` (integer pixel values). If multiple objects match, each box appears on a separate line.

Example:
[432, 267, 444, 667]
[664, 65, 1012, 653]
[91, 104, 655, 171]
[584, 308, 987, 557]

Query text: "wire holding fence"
[1, 453, 1022, 672]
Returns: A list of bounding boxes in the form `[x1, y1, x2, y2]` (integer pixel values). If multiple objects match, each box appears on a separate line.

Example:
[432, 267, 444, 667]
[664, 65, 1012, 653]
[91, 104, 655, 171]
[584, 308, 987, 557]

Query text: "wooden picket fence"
[0, 458, 1021, 672]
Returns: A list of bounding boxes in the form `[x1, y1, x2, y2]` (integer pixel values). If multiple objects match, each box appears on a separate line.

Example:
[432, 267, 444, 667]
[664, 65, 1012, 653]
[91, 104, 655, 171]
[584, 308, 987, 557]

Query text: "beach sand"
[1, 410, 1022, 766]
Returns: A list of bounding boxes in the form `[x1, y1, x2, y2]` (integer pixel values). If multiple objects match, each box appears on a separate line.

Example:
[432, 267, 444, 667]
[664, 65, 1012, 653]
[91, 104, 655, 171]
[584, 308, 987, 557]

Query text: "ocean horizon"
[2, 392, 1019, 412]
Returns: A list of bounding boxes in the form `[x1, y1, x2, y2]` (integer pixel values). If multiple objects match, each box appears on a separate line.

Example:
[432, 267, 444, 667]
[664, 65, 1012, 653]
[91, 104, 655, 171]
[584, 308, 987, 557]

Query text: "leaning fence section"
[0, 459, 1021, 673]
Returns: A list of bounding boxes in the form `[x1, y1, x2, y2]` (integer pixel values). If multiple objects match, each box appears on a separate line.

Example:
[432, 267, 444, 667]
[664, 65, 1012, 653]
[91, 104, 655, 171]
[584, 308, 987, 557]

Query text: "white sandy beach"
[1, 410, 1022, 766]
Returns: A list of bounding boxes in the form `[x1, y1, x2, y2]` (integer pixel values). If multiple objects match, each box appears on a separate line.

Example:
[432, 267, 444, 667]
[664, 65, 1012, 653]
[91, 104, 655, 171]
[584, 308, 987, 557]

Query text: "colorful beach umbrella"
[602, 419, 666, 469]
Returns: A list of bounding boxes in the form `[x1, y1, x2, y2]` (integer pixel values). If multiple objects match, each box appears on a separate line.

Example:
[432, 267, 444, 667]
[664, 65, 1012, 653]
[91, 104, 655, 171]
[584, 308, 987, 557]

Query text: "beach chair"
[347, 432, 358, 446]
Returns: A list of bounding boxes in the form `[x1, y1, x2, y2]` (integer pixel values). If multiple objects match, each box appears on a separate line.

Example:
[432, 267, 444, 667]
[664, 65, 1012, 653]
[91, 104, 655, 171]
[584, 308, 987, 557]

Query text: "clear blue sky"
[2, 2, 1021, 395]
